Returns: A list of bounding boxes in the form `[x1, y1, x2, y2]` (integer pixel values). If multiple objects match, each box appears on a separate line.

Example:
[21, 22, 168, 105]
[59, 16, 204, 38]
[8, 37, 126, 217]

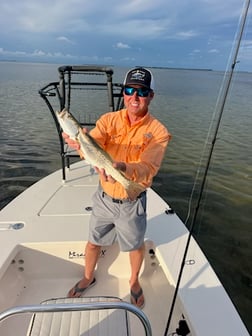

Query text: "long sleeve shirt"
[90, 108, 171, 199]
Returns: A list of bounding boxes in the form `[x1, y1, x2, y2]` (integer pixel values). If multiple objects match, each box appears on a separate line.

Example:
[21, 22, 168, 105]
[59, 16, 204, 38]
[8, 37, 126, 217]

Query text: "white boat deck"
[0, 161, 249, 335]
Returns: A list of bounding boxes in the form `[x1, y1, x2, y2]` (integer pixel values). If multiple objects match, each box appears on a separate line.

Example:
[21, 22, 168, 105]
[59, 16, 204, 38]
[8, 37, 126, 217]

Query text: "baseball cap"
[123, 67, 154, 90]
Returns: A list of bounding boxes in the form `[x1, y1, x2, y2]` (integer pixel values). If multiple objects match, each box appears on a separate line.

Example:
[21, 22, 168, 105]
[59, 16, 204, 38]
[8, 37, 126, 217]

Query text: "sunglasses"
[124, 86, 150, 97]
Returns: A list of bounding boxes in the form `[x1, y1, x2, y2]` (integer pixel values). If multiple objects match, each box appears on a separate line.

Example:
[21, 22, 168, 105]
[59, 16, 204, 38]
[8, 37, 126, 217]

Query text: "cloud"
[31, 50, 47, 57]
[208, 49, 219, 53]
[0, 47, 73, 59]
[120, 56, 136, 62]
[57, 36, 74, 44]
[238, 39, 252, 63]
[115, 42, 130, 49]
[0, 1, 245, 39]
[0, 1, 250, 70]
[0, 48, 27, 57]
[242, 40, 252, 48]
[175, 30, 199, 40]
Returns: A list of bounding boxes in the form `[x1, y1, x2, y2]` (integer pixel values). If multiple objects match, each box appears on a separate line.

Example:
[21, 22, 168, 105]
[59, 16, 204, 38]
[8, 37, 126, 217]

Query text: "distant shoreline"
[1, 60, 251, 73]
[136, 65, 213, 71]
[0, 60, 213, 71]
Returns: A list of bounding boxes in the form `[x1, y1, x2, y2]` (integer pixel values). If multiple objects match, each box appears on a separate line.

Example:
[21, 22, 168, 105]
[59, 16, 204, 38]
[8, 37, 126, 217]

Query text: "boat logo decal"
[68, 249, 107, 259]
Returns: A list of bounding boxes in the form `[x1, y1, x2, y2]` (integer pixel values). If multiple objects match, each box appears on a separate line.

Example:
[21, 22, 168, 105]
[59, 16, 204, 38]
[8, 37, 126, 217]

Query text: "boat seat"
[27, 296, 130, 336]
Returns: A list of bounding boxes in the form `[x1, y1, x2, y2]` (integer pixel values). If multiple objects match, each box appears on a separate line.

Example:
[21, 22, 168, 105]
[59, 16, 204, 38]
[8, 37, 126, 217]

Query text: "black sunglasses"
[124, 86, 150, 97]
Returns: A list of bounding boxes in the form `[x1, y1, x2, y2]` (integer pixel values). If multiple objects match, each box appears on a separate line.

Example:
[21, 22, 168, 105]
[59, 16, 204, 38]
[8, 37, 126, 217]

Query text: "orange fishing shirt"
[90, 108, 171, 199]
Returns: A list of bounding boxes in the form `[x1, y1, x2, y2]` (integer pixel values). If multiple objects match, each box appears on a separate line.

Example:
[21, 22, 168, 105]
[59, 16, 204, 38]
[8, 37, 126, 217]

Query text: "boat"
[0, 63, 250, 336]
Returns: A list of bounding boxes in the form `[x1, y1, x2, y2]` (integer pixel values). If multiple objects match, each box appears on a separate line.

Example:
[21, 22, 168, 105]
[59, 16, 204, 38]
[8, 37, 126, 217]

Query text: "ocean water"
[0, 62, 251, 332]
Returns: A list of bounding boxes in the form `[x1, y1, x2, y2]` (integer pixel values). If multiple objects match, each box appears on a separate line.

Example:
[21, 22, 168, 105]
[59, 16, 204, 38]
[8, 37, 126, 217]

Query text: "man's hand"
[62, 128, 88, 159]
[62, 132, 80, 150]
[62, 128, 89, 149]
[94, 162, 126, 184]
[113, 162, 126, 173]
[94, 167, 116, 183]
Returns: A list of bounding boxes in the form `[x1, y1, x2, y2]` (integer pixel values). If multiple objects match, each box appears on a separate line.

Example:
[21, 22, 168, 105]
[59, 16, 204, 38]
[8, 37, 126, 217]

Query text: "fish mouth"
[57, 110, 67, 120]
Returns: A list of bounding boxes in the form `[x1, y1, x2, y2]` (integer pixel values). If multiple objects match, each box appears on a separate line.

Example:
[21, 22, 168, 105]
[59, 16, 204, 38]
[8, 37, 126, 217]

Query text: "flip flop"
[130, 287, 145, 309]
[68, 278, 96, 297]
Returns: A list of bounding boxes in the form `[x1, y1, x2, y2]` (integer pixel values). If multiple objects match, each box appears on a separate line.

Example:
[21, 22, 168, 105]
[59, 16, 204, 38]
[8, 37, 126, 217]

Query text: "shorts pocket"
[136, 196, 146, 216]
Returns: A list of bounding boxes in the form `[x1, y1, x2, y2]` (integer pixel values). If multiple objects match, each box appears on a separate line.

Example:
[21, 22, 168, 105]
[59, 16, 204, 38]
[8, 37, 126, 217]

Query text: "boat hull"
[0, 161, 249, 335]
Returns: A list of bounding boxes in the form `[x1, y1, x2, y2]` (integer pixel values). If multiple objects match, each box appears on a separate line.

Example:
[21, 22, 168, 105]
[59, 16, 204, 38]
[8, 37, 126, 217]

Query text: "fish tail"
[126, 182, 146, 201]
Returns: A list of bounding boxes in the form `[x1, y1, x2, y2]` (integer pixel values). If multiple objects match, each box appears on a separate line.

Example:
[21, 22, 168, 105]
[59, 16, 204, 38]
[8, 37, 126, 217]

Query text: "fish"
[56, 109, 146, 200]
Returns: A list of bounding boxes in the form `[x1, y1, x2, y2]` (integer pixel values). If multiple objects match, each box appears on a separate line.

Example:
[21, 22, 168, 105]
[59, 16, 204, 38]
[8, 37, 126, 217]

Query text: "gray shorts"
[89, 187, 147, 252]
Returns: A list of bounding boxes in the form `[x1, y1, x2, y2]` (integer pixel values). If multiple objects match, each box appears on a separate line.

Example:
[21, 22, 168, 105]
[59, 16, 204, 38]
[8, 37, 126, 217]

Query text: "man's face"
[123, 85, 154, 118]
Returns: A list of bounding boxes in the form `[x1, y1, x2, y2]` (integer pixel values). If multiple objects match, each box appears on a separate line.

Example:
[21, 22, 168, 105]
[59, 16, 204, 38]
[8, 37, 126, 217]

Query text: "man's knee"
[86, 241, 101, 250]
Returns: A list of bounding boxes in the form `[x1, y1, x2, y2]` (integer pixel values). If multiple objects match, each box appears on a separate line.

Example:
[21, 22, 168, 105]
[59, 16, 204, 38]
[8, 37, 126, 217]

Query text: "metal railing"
[39, 65, 124, 180]
[0, 300, 152, 336]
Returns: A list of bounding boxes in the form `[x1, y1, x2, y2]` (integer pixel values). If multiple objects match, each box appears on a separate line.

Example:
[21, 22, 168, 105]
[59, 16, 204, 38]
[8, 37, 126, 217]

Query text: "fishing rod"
[164, 1, 250, 335]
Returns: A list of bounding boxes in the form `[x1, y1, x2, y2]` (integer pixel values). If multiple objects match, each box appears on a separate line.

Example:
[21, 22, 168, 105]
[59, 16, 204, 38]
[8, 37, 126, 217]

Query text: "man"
[65, 67, 171, 308]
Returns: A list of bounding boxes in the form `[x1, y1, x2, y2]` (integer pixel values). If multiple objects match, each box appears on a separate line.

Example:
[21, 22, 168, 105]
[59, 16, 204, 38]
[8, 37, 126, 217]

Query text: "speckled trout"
[56, 109, 145, 200]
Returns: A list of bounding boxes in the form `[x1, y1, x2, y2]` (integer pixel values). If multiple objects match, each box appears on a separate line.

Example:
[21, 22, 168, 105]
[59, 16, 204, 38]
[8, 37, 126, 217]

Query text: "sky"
[0, 0, 251, 71]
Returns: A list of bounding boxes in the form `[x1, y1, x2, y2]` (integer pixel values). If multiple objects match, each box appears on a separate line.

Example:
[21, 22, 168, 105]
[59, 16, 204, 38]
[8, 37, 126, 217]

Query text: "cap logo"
[130, 70, 146, 81]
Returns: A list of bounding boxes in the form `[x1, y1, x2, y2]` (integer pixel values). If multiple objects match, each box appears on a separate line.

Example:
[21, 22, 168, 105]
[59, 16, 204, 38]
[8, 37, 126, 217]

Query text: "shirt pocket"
[109, 134, 123, 145]
[128, 133, 153, 159]
[105, 132, 126, 159]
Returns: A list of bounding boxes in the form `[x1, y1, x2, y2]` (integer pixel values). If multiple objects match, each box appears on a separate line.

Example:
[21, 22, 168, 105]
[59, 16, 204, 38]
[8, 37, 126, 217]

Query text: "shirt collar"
[123, 109, 151, 127]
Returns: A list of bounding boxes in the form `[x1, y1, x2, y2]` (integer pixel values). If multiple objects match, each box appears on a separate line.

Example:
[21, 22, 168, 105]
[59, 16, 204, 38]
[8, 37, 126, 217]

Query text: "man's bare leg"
[129, 243, 145, 308]
[68, 241, 101, 297]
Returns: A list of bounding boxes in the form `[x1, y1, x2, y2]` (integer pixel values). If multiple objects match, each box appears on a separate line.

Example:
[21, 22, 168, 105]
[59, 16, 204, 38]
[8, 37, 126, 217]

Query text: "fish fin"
[126, 182, 146, 201]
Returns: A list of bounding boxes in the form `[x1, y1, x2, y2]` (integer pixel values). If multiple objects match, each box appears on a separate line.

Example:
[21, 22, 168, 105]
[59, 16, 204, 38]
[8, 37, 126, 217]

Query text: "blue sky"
[0, 0, 251, 71]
